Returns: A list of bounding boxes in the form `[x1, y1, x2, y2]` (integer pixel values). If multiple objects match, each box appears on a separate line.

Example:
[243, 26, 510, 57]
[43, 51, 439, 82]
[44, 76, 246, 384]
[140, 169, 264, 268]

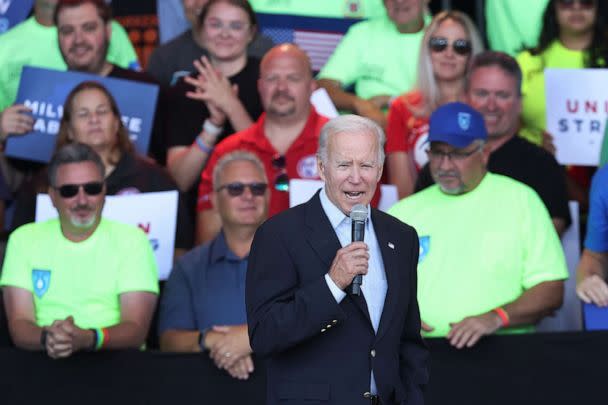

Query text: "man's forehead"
[56, 161, 103, 182]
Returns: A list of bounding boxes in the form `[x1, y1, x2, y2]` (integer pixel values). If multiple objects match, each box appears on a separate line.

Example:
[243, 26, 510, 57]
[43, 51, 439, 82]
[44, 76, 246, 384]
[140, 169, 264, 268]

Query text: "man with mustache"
[0, 143, 158, 358]
[389, 102, 568, 348]
[195, 44, 329, 243]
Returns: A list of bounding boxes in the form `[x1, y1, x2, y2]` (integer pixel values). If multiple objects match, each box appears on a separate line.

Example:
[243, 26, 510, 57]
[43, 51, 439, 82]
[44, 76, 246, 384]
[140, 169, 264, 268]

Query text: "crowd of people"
[0, 0, 607, 394]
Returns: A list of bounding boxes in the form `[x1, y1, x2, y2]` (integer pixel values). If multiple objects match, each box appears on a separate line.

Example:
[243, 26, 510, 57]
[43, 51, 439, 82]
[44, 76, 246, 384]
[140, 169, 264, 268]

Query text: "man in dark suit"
[246, 114, 429, 405]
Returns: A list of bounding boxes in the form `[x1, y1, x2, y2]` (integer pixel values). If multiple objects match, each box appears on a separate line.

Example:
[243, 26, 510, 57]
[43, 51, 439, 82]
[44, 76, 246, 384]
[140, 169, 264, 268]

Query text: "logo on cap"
[458, 112, 471, 131]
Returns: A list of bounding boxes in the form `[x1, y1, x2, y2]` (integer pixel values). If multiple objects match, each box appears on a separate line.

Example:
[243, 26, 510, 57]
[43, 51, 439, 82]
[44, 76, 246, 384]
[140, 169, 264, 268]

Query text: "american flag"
[262, 27, 344, 72]
[257, 13, 362, 72]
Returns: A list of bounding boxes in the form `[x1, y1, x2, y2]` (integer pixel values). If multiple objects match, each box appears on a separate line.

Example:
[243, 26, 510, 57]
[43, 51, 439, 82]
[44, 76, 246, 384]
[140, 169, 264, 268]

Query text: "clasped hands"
[44, 316, 93, 359]
[204, 324, 253, 380]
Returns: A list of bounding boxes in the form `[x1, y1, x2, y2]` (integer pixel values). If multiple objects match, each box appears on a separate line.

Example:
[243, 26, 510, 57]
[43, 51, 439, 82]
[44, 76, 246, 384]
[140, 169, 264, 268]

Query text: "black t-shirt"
[11, 152, 194, 249]
[414, 135, 572, 226]
[166, 57, 262, 148]
[108, 65, 169, 165]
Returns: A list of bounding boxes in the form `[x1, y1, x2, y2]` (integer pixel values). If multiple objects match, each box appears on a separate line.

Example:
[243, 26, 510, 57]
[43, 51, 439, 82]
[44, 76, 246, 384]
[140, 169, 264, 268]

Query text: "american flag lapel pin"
[388, 242, 395, 250]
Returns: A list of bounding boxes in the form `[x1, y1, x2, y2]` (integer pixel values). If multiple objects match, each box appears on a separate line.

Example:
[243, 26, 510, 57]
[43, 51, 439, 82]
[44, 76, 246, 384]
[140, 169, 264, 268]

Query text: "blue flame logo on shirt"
[419, 236, 430, 263]
[32, 269, 51, 298]
[458, 112, 471, 130]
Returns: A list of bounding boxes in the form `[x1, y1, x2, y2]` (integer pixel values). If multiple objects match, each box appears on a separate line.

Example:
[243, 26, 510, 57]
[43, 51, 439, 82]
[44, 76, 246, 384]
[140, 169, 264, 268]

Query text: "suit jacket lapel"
[373, 209, 400, 341]
[304, 191, 373, 326]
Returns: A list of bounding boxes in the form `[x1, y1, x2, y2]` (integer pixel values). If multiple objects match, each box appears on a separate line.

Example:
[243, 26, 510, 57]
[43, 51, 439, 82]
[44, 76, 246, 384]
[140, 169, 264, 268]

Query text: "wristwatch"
[198, 328, 210, 352]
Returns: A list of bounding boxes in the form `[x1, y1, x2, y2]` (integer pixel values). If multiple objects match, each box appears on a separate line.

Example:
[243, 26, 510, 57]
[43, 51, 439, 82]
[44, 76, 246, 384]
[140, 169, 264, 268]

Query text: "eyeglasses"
[272, 155, 289, 192]
[55, 182, 104, 198]
[205, 19, 250, 33]
[216, 182, 268, 197]
[428, 37, 472, 56]
[557, 0, 595, 10]
[426, 144, 482, 162]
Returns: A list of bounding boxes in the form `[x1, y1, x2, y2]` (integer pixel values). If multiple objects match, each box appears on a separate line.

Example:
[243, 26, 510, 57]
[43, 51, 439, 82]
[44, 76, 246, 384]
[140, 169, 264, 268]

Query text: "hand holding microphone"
[328, 204, 368, 294]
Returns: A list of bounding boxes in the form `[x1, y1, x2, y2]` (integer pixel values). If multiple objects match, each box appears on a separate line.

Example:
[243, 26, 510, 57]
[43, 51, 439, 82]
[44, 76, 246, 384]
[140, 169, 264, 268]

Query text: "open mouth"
[345, 191, 364, 199]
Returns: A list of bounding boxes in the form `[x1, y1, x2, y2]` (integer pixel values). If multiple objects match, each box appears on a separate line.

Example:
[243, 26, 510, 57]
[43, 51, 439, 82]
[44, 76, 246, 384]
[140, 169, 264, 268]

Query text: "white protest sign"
[310, 88, 339, 118]
[35, 191, 178, 280]
[289, 179, 398, 212]
[545, 68, 608, 166]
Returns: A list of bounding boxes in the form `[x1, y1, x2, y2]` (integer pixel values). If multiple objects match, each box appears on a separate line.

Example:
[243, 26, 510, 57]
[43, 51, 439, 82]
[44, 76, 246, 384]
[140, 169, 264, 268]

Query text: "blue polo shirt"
[585, 164, 608, 252]
[158, 232, 248, 334]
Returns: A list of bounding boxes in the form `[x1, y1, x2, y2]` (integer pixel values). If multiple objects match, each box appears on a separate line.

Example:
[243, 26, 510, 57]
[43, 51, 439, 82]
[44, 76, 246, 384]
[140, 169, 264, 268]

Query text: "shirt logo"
[32, 269, 51, 298]
[419, 236, 430, 263]
[296, 155, 318, 179]
[458, 112, 471, 130]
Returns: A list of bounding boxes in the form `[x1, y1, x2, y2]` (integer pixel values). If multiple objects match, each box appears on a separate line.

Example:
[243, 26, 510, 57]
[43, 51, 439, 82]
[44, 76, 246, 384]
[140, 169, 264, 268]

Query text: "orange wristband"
[493, 307, 510, 327]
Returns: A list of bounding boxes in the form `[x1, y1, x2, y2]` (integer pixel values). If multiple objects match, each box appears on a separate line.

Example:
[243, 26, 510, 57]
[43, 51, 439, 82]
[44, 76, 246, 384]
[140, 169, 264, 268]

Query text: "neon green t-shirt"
[388, 173, 568, 337]
[485, 0, 548, 56]
[0, 16, 139, 111]
[250, 0, 386, 18]
[0, 218, 159, 329]
[516, 40, 586, 145]
[318, 14, 427, 99]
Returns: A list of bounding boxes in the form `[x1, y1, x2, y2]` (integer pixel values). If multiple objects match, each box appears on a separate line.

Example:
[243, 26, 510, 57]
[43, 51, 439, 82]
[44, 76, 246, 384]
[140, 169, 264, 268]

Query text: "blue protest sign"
[0, 0, 34, 34]
[6, 66, 158, 163]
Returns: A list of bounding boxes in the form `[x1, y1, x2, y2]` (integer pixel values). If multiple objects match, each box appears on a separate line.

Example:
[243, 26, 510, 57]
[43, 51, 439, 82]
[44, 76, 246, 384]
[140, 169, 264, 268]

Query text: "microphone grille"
[350, 204, 368, 222]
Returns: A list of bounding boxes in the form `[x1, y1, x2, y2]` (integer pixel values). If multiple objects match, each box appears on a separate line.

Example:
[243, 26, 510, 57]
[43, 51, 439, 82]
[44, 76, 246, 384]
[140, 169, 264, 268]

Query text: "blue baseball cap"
[428, 102, 487, 148]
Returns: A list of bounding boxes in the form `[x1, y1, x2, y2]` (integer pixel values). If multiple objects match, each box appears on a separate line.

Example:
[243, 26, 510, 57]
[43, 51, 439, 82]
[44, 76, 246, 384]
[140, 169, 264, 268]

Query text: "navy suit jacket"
[246, 192, 429, 405]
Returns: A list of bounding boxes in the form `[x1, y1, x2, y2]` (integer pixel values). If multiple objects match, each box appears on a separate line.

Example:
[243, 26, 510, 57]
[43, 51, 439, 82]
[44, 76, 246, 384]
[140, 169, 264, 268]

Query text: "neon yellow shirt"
[318, 14, 427, 99]
[485, 0, 548, 56]
[388, 173, 568, 337]
[0, 219, 159, 329]
[249, 0, 386, 18]
[516, 40, 586, 145]
[0, 16, 139, 111]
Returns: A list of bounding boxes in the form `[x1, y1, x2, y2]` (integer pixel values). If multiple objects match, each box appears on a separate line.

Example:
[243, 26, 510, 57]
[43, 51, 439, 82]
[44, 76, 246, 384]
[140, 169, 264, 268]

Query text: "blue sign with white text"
[6, 66, 158, 163]
[0, 0, 34, 34]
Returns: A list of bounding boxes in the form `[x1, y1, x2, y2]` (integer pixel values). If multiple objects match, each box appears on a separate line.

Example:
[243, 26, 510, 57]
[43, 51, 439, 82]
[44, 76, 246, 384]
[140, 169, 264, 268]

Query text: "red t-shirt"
[198, 108, 329, 216]
[385, 91, 430, 170]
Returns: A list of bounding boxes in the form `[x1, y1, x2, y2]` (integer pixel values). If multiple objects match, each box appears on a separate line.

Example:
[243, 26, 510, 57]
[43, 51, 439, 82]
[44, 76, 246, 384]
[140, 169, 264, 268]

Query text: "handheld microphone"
[348, 204, 367, 296]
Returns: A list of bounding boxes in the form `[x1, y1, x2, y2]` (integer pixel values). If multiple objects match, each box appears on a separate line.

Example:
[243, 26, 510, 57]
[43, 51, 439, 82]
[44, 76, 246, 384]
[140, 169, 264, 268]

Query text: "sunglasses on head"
[429, 37, 472, 56]
[557, 0, 595, 9]
[55, 182, 104, 198]
[272, 155, 289, 192]
[216, 182, 268, 197]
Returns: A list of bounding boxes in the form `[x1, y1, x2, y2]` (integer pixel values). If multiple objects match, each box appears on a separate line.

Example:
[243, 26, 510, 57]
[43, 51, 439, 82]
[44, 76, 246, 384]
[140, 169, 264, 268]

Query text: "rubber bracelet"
[203, 119, 223, 137]
[493, 307, 510, 327]
[195, 136, 213, 154]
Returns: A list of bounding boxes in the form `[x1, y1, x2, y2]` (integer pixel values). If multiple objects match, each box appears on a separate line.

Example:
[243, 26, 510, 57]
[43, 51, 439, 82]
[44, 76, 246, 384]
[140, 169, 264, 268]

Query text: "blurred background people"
[11, 81, 194, 256]
[159, 151, 269, 381]
[385, 10, 483, 198]
[165, 0, 264, 198]
[317, 0, 429, 127]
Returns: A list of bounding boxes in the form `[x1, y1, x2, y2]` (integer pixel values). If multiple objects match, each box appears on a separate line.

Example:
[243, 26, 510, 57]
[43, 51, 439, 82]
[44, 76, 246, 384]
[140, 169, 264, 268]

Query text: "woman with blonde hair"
[385, 10, 484, 198]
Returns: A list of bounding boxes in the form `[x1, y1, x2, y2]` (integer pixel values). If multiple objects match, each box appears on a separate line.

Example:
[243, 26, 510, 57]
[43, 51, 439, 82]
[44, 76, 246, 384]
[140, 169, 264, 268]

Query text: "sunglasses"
[216, 182, 268, 197]
[557, 0, 595, 9]
[55, 182, 104, 198]
[272, 155, 289, 192]
[429, 37, 472, 56]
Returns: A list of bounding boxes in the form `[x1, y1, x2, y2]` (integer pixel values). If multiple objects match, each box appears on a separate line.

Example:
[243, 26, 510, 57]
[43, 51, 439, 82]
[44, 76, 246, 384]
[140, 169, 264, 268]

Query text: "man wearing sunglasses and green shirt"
[159, 150, 269, 381]
[1, 143, 159, 358]
[389, 102, 568, 348]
